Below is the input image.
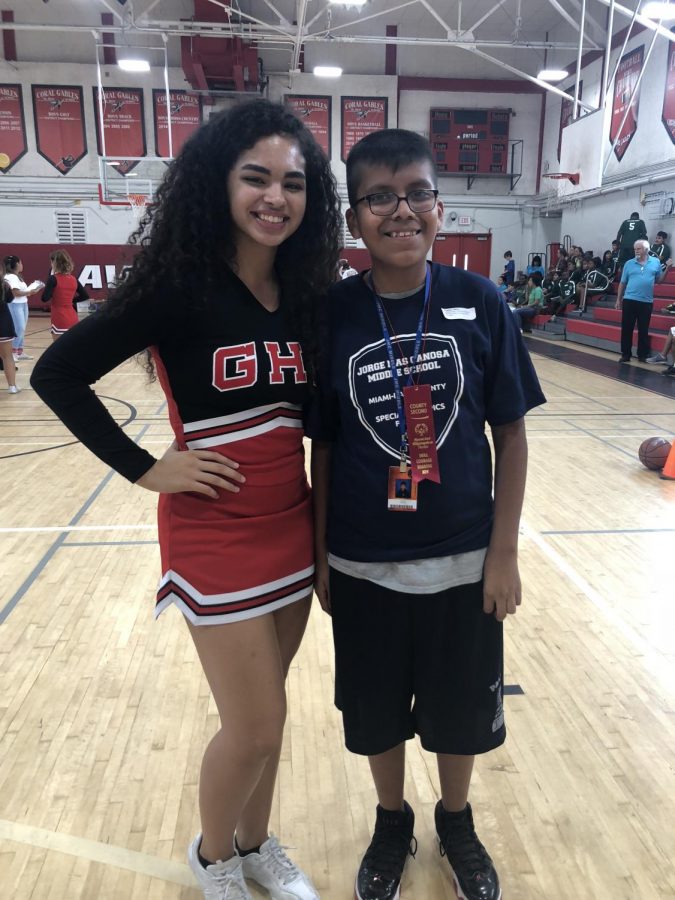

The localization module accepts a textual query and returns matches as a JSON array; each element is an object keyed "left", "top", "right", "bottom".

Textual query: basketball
[
  {"left": 638, "top": 437, "right": 672, "bottom": 470},
  {"left": 0, "top": 151, "right": 10, "bottom": 169}
]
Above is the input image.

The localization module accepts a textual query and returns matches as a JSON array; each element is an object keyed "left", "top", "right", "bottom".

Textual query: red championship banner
[
  {"left": 153, "top": 89, "right": 202, "bottom": 158},
  {"left": 341, "top": 97, "right": 388, "bottom": 162},
  {"left": 285, "top": 95, "right": 331, "bottom": 157},
  {"left": 93, "top": 87, "right": 146, "bottom": 174},
  {"left": 32, "top": 85, "right": 87, "bottom": 174},
  {"left": 662, "top": 33, "right": 675, "bottom": 145},
  {"left": 610, "top": 45, "right": 644, "bottom": 161},
  {"left": 557, "top": 82, "right": 581, "bottom": 163},
  {"left": 0, "top": 84, "right": 28, "bottom": 174}
]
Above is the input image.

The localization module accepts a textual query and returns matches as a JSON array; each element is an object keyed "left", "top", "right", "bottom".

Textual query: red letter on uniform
[
  {"left": 213, "top": 343, "right": 258, "bottom": 391},
  {"left": 265, "top": 341, "right": 307, "bottom": 384}
]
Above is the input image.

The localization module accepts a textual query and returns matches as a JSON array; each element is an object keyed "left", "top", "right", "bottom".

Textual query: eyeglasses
[{"left": 353, "top": 189, "right": 439, "bottom": 216}]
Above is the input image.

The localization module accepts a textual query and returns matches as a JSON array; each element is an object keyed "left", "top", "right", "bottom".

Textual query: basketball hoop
[
  {"left": 542, "top": 172, "right": 580, "bottom": 185},
  {"left": 128, "top": 192, "right": 148, "bottom": 225},
  {"left": 542, "top": 172, "right": 580, "bottom": 210}
]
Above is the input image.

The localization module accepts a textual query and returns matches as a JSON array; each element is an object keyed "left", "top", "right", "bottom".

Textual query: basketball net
[
  {"left": 542, "top": 173, "right": 579, "bottom": 213},
  {"left": 128, "top": 193, "right": 148, "bottom": 226}
]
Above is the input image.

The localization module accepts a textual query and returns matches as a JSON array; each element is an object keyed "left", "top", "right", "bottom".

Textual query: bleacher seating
[{"left": 528, "top": 268, "right": 675, "bottom": 356}]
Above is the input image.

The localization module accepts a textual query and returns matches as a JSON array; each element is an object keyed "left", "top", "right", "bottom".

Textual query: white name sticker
[{"left": 442, "top": 307, "right": 476, "bottom": 320}]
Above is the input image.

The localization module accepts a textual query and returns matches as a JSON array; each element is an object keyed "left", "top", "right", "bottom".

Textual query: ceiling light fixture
[
  {"left": 313, "top": 65, "right": 343, "bottom": 77},
  {"left": 118, "top": 58, "right": 150, "bottom": 73},
  {"left": 537, "top": 69, "right": 569, "bottom": 82},
  {"left": 642, "top": 1, "right": 675, "bottom": 18}
]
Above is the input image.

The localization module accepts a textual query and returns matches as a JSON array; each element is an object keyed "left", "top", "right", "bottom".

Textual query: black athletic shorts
[{"left": 329, "top": 568, "right": 506, "bottom": 757}]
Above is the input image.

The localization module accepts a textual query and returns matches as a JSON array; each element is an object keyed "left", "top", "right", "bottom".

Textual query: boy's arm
[
  {"left": 311, "top": 440, "right": 332, "bottom": 614},
  {"left": 484, "top": 417, "right": 527, "bottom": 621}
]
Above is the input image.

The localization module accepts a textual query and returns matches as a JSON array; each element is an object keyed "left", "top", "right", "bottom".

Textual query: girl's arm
[
  {"left": 41, "top": 275, "right": 57, "bottom": 303},
  {"left": 310, "top": 440, "right": 332, "bottom": 614},
  {"left": 30, "top": 306, "right": 243, "bottom": 496},
  {"left": 483, "top": 417, "right": 527, "bottom": 621}
]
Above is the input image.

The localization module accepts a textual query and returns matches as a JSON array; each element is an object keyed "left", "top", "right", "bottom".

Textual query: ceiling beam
[
  {"left": 543, "top": 0, "right": 600, "bottom": 49},
  {"left": 291, "top": 0, "right": 310, "bottom": 73},
  {"left": 594, "top": 0, "right": 675, "bottom": 42}
]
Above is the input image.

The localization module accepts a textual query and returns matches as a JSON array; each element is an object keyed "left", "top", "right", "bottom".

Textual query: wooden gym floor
[{"left": 1, "top": 318, "right": 674, "bottom": 900}]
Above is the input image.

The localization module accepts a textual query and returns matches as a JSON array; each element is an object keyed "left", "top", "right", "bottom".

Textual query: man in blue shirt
[{"left": 616, "top": 239, "right": 672, "bottom": 362}]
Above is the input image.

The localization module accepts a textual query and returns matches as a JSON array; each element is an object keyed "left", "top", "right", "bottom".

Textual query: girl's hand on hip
[{"left": 137, "top": 444, "right": 245, "bottom": 498}]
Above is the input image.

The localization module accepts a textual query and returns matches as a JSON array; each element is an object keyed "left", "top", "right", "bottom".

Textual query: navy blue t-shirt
[{"left": 307, "top": 263, "right": 546, "bottom": 562}]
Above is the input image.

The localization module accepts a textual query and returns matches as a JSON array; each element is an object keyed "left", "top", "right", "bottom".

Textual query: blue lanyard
[{"left": 372, "top": 265, "right": 432, "bottom": 457}]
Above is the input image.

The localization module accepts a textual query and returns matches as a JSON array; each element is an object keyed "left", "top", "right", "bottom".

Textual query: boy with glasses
[{"left": 309, "top": 129, "right": 545, "bottom": 900}]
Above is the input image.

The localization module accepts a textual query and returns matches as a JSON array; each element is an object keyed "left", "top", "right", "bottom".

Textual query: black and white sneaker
[
  {"left": 355, "top": 801, "right": 417, "bottom": 900},
  {"left": 435, "top": 801, "right": 501, "bottom": 900}
]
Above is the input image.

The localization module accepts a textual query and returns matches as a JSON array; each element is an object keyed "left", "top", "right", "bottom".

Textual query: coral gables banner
[
  {"left": 32, "top": 85, "right": 87, "bottom": 174},
  {"left": 93, "top": 87, "right": 146, "bottom": 174},
  {"left": 663, "top": 36, "right": 675, "bottom": 145},
  {"left": 0, "top": 84, "right": 27, "bottom": 173},
  {"left": 284, "top": 95, "right": 332, "bottom": 158},
  {"left": 610, "top": 46, "right": 644, "bottom": 161},
  {"left": 341, "top": 97, "right": 387, "bottom": 162},
  {"left": 153, "top": 90, "right": 202, "bottom": 158}
]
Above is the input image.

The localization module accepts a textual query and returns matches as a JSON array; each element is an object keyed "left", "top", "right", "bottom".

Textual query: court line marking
[
  {"left": 542, "top": 528, "right": 675, "bottom": 534},
  {"left": 63, "top": 540, "right": 157, "bottom": 547},
  {"left": 0, "top": 426, "right": 150, "bottom": 624},
  {"left": 0, "top": 818, "right": 194, "bottom": 888},
  {"left": 520, "top": 521, "right": 674, "bottom": 693},
  {"left": 0, "top": 524, "right": 155, "bottom": 534}
]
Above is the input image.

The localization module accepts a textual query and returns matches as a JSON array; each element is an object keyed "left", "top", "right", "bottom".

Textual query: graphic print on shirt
[
  {"left": 212, "top": 340, "right": 307, "bottom": 392},
  {"left": 348, "top": 331, "right": 464, "bottom": 460}
]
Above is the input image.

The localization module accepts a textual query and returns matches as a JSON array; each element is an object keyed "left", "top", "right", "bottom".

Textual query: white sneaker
[
  {"left": 8, "top": 385, "right": 20, "bottom": 394},
  {"left": 646, "top": 353, "right": 667, "bottom": 364},
  {"left": 239, "top": 834, "right": 319, "bottom": 899},
  {"left": 188, "top": 834, "right": 252, "bottom": 899},
  {"left": 16, "top": 352, "right": 33, "bottom": 360}
]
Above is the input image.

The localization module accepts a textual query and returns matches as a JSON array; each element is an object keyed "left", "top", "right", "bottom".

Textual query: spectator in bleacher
[
  {"left": 650, "top": 231, "right": 671, "bottom": 269},
  {"left": 616, "top": 211, "right": 648, "bottom": 268},
  {"left": 555, "top": 248, "right": 569, "bottom": 273},
  {"left": 578, "top": 256, "right": 610, "bottom": 314},
  {"left": 646, "top": 325, "right": 675, "bottom": 370},
  {"left": 568, "top": 259, "right": 584, "bottom": 288},
  {"left": 513, "top": 272, "right": 543, "bottom": 333},
  {"left": 526, "top": 255, "right": 545, "bottom": 278},
  {"left": 616, "top": 239, "right": 672, "bottom": 362},
  {"left": 502, "top": 250, "right": 515, "bottom": 285},
  {"left": 549, "top": 272, "right": 577, "bottom": 321},
  {"left": 611, "top": 240, "right": 620, "bottom": 270},
  {"left": 496, "top": 274, "right": 514, "bottom": 304},
  {"left": 601, "top": 250, "right": 617, "bottom": 279}
]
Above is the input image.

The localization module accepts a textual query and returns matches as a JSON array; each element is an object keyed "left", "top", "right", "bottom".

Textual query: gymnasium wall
[{"left": 536, "top": 26, "right": 675, "bottom": 260}]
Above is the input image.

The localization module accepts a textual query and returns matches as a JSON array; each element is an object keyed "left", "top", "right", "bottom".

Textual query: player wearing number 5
[
  {"left": 616, "top": 211, "right": 648, "bottom": 269},
  {"left": 309, "top": 129, "right": 545, "bottom": 900}
]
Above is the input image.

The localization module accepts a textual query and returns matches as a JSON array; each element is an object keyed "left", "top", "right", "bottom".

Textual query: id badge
[{"left": 387, "top": 467, "right": 418, "bottom": 511}]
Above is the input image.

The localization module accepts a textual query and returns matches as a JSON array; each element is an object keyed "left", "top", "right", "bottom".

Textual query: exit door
[{"left": 432, "top": 233, "right": 492, "bottom": 278}]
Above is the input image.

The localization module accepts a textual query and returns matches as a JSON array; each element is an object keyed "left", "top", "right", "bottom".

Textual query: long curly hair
[{"left": 104, "top": 99, "right": 342, "bottom": 381}]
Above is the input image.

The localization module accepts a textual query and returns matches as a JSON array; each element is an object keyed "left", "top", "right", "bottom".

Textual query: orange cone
[{"left": 661, "top": 439, "right": 675, "bottom": 480}]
